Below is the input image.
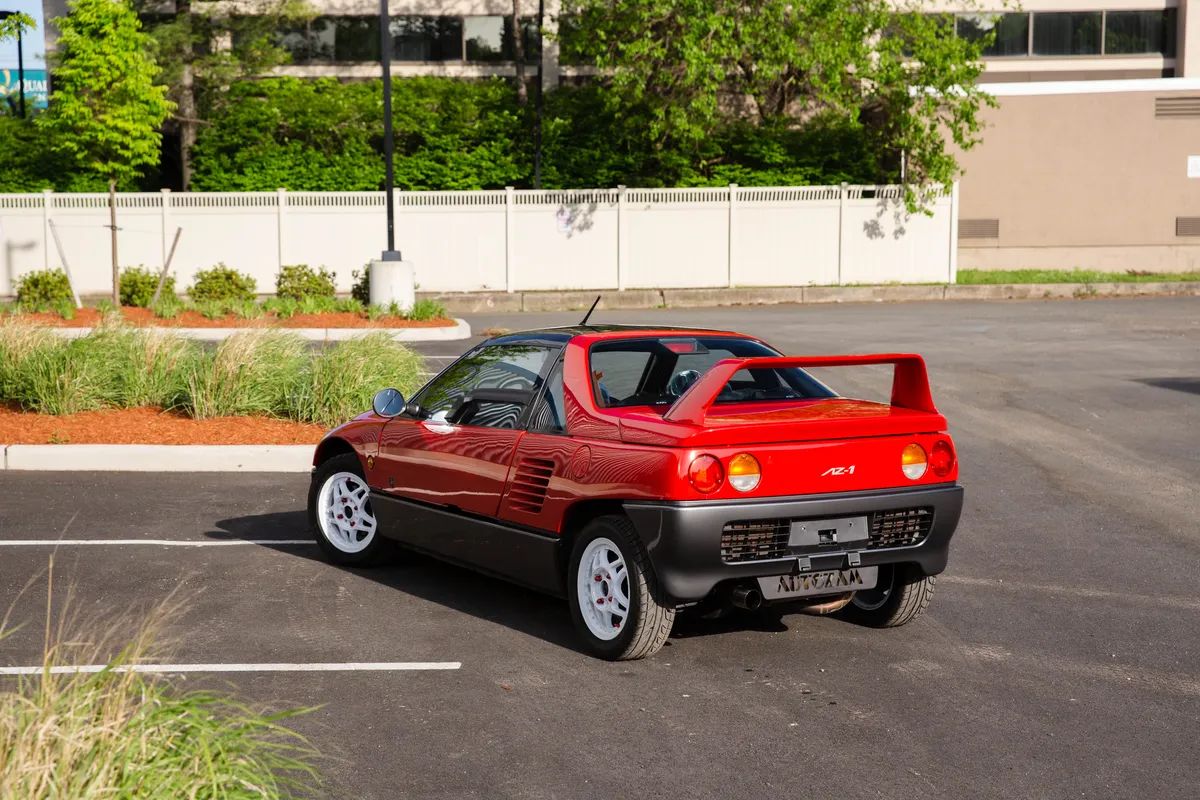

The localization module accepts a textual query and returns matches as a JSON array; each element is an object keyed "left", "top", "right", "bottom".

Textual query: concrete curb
[
  {"left": 421, "top": 283, "right": 1200, "bottom": 313},
  {"left": 0, "top": 444, "right": 314, "bottom": 472},
  {"left": 44, "top": 319, "right": 472, "bottom": 342}
]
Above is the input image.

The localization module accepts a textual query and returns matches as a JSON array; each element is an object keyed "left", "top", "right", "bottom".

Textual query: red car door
[{"left": 376, "top": 343, "right": 557, "bottom": 518}]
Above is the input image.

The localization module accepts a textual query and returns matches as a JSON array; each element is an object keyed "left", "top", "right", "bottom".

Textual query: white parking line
[
  {"left": 0, "top": 539, "right": 313, "bottom": 547},
  {"left": 0, "top": 662, "right": 461, "bottom": 676}
]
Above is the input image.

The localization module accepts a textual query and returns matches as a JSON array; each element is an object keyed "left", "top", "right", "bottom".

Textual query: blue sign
[{"left": 0, "top": 0, "right": 48, "bottom": 110}]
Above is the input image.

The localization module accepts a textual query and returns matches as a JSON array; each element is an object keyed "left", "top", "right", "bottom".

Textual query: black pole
[
  {"left": 15, "top": 23, "right": 24, "bottom": 119},
  {"left": 532, "top": 0, "right": 544, "bottom": 188},
  {"left": 378, "top": 0, "right": 399, "bottom": 260}
]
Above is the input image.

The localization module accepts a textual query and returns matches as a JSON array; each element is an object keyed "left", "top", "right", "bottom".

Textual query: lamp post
[
  {"left": 377, "top": 0, "right": 400, "bottom": 261},
  {"left": 0, "top": 10, "right": 27, "bottom": 119}
]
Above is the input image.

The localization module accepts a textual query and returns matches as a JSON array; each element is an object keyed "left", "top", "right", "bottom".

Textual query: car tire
[
  {"left": 309, "top": 453, "right": 389, "bottom": 567},
  {"left": 837, "top": 564, "right": 935, "bottom": 628},
  {"left": 567, "top": 515, "right": 675, "bottom": 660}
]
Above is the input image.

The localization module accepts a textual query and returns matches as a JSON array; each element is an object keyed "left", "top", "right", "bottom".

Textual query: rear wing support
[{"left": 663, "top": 354, "right": 939, "bottom": 425}]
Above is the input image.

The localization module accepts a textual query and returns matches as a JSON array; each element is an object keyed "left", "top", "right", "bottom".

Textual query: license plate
[{"left": 758, "top": 567, "right": 878, "bottom": 601}]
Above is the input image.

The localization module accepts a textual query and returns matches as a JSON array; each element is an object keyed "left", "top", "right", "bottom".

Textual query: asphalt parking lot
[{"left": 2, "top": 296, "right": 1198, "bottom": 798}]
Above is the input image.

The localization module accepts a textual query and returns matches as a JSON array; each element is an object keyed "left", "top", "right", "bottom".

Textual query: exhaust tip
[{"left": 730, "top": 585, "right": 763, "bottom": 611}]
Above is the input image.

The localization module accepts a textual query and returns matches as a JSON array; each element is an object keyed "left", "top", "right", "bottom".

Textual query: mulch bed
[
  {"left": 9, "top": 307, "right": 454, "bottom": 329},
  {"left": 0, "top": 406, "right": 325, "bottom": 445}
]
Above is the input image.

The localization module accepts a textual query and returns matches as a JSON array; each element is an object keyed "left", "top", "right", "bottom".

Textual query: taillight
[
  {"left": 901, "top": 443, "right": 928, "bottom": 480},
  {"left": 930, "top": 440, "right": 955, "bottom": 477},
  {"left": 688, "top": 454, "right": 724, "bottom": 494},
  {"left": 727, "top": 453, "right": 761, "bottom": 492}
]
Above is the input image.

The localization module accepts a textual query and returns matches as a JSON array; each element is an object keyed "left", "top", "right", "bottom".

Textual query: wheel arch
[{"left": 312, "top": 436, "right": 358, "bottom": 469}]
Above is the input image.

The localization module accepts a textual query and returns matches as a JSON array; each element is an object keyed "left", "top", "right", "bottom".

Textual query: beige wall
[{"left": 956, "top": 83, "right": 1200, "bottom": 271}]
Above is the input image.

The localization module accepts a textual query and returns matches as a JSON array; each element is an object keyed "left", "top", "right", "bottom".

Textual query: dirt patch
[
  {"left": 10, "top": 307, "right": 454, "bottom": 329},
  {"left": 0, "top": 406, "right": 325, "bottom": 445}
]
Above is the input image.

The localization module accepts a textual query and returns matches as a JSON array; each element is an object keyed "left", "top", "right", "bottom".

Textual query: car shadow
[
  {"left": 205, "top": 510, "right": 803, "bottom": 656},
  {"left": 1135, "top": 377, "right": 1200, "bottom": 396}
]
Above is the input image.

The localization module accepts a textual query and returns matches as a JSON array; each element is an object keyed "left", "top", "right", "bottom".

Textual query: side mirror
[
  {"left": 371, "top": 387, "right": 406, "bottom": 418},
  {"left": 403, "top": 400, "right": 428, "bottom": 419}
]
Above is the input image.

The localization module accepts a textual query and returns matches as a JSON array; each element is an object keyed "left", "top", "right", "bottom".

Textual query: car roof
[{"left": 485, "top": 324, "right": 748, "bottom": 346}]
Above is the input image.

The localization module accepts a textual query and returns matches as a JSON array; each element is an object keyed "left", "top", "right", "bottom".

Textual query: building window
[
  {"left": 465, "top": 16, "right": 507, "bottom": 61},
  {"left": 334, "top": 17, "right": 380, "bottom": 62},
  {"left": 956, "top": 13, "right": 1030, "bottom": 57},
  {"left": 390, "top": 16, "right": 463, "bottom": 61},
  {"left": 1032, "top": 12, "right": 1103, "bottom": 56},
  {"left": 1105, "top": 9, "right": 1177, "bottom": 56}
]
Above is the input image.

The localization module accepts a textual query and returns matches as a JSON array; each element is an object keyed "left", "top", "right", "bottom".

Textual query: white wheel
[
  {"left": 576, "top": 536, "right": 631, "bottom": 641},
  {"left": 316, "top": 471, "right": 378, "bottom": 554}
]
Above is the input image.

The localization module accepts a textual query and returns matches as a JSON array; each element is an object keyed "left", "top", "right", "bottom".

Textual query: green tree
[
  {"left": 40, "top": 0, "right": 173, "bottom": 301},
  {"left": 561, "top": 0, "right": 994, "bottom": 209},
  {"left": 0, "top": 10, "right": 34, "bottom": 41},
  {"left": 133, "top": 0, "right": 312, "bottom": 188},
  {"left": 41, "top": 0, "right": 172, "bottom": 185}
]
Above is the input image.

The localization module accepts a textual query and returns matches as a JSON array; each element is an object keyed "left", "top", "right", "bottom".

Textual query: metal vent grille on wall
[
  {"left": 958, "top": 218, "right": 1000, "bottom": 239},
  {"left": 1155, "top": 97, "right": 1200, "bottom": 118},
  {"left": 1176, "top": 217, "right": 1200, "bottom": 237}
]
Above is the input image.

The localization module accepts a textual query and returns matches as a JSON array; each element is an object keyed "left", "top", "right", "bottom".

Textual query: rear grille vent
[
  {"left": 868, "top": 507, "right": 934, "bottom": 549},
  {"left": 507, "top": 457, "right": 555, "bottom": 513},
  {"left": 1176, "top": 217, "right": 1200, "bottom": 237},
  {"left": 958, "top": 218, "right": 1000, "bottom": 239},
  {"left": 1155, "top": 96, "right": 1200, "bottom": 118},
  {"left": 721, "top": 520, "right": 789, "bottom": 563}
]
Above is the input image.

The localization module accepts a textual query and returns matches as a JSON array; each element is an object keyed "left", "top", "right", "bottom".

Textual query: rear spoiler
[{"left": 663, "top": 354, "right": 939, "bottom": 425}]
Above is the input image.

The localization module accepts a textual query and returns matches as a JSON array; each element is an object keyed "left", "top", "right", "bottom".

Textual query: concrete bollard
[{"left": 369, "top": 258, "right": 415, "bottom": 313}]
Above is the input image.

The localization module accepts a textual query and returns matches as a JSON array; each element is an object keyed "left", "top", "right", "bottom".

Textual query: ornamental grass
[
  {"left": 0, "top": 321, "right": 425, "bottom": 427},
  {"left": 0, "top": 577, "right": 320, "bottom": 799}
]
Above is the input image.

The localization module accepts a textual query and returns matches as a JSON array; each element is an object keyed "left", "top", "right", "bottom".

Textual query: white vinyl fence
[{"left": 0, "top": 185, "right": 958, "bottom": 297}]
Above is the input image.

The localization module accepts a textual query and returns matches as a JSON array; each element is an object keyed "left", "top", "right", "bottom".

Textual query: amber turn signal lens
[
  {"left": 688, "top": 454, "right": 724, "bottom": 494},
  {"left": 727, "top": 453, "right": 761, "bottom": 492},
  {"left": 901, "top": 443, "right": 928, "bottom": 480},
  {"left": 930, "top": 440, "right": 955, "bottom": 477}
]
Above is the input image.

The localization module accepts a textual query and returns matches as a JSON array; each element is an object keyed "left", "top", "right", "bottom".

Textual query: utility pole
[
  {"left": 109, "top": 179, "right": 119, "bottom": 305},
  {"left": 378, "top": 0, "right": 400, "bottom": 261}
]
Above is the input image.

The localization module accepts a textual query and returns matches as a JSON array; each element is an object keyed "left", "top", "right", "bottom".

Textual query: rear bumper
[{"left": 623, "top": 484, "right": 964, "bottom": 604}]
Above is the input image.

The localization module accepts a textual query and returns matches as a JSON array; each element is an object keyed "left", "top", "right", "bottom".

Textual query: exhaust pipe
[{"left": 730, "top": 585, "right": 763, "bottom": 611}]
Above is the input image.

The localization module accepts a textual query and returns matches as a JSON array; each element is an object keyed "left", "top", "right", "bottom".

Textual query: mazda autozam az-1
[{"left": 308, "top": 325, "right": 964, "bottom": 660}]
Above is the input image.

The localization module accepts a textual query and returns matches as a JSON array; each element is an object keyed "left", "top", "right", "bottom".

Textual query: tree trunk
[
  {"left": 178, "top": 0, "right": 197, "bottom": 189},
  {"left": 109, "top": 179, "right": 119, "bottom": 306},
  {"left": 513, "top": 0, "right": 528, "bottom": 106}
]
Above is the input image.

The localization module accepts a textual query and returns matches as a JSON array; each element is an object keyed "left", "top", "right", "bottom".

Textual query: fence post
[
  {"left": 616, "top": 185, "right": 627, "bottom": 291},
  {"left": 947, "top": 181, "right": 960, "bottom": 284},
  {"left": 505, "top": 186, "right": 515, "bottom": 293},
  {"left": 727, "top": 183, "right": 738, "bottom": 289},
  {"left": 160, "top": 188, "right": 171, "bottom": 270},
  {"left": 41, "top": 188, "right": 52, "bottom": 269},
  {"left": 837, "top": 182, "right": 848, "bottom": 286},
  {"left": 276, "top": 188, "right": 287, "bottom": 272}
]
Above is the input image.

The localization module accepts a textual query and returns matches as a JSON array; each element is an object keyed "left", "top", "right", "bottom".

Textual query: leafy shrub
[
  {"left": 188, "top": 264, "right": 257, "bottom": 303},
  {"left": 151, "top": 296, "right": 184, "bottom": 319},
  {"left": 350, "top": 264, "right": 370, "bottom": 305},
  {"left": 406, "top": 298, "right": 447, "bottom": 321},
  {"left": 120, "top": 266, "right": 176, "bottom": 308},
  {"left": 276, "top": 264, "right": 336, "bottom": 300},
  {"left": 15, "top": 269, "right": 74, "bottom": 311},
  {"left": 263, "top": 297, "right": 299, "bottom": 320}
]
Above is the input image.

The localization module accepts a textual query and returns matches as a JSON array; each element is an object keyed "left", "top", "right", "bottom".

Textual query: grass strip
[{"left": 956, "top": 269, "right": 1200, "bottom": 285}]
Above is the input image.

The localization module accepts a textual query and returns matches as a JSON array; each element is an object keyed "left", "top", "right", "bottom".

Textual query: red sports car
[{"left": 308, "top": 325, "right": 963, "bottom": 660}]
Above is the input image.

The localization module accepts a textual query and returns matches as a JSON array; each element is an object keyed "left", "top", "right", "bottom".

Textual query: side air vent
[
  {"left": 958, "top": 218, "right": 1000, "bottom": 239},
  {"left": 1176, "top": 217, "right": 1200, "bottom": 237},
  {"left": 1155, "top": 97, "right": 1200, "bottom": 118},
  {"left": 507, "top": 457, "right": 555, "bottom": 513}
]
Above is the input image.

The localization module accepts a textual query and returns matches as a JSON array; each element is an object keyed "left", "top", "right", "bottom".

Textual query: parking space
[{"left": 2, "top": 297, "right": 1198, "bottom": 798}]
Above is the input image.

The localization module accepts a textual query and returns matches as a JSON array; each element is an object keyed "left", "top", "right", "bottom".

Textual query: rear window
[{"left": 588, "top": 337, "right": 835, "bottom": 409}]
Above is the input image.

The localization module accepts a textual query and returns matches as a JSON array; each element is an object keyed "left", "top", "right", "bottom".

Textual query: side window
[
  {"left": 529, "top": 359, "right": 566, "bottom": 434},
  {"left": 416, "top": 344, "right": 553, "bottom": 428}
]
